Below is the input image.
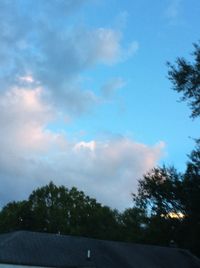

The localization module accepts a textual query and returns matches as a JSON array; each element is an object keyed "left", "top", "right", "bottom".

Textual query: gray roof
[{"left": 0, "top": 231, "right": 199, "bottom": 268}]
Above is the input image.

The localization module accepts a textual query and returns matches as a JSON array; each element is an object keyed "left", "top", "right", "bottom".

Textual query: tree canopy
[
  {"left": 132, "top": 142, "right": 200, "bottom": 256},
  {"left": 0, "top": 182, "right": 121, "bottom": 240},
  {"left": 130, "top": 42, "right": 200, "bottom": 255},
  {"left": 168, "top": 42, "right": 200, "bottom": 118}
]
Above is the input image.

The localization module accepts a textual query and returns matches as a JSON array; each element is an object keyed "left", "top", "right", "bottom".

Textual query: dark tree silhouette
[{"left": 168, "top": 42, "right": 200, "bottom": 118}]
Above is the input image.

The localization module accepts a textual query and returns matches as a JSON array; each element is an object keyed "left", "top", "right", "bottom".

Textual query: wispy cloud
[
  {"left": 101, "top": 77, "right": 126, "bottom": 98},
  {"left": 165, "top": 0, "right": 182, "bottom": 23}
]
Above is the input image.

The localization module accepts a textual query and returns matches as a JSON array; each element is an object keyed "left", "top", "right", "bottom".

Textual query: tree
[
  {"left": 132, "top": 166, "right": 185, "bottom": 247},
  {"left": 168, "top": 42, "right": 200, "bottom": 118},
  {"left": 133, "top": 166, "right": 184, "bottom": 217},
  {"left": 167, "top": 41, "right": 200, "bottom": 255},
  {"left": 183, "top": 140, "right": 200, "bottom": 218},
  {"left": 180, "top": 140, "right": 200, "bottom": 256},
  {"left": 0, "top": 182, "right": 121, "bottom": 241},
  {"left": 0, "top": 200, "right": 33, "bottom": 232},
  {"left": 133, "top": 153, "right": 200, "bottom": 256},
  {"left": 120, "top": 207, "right": 147, "bottom": 243}
]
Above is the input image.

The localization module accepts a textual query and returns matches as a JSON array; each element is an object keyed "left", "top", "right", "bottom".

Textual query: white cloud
[
  {"left": 114, "top": 11, "right": 129, "bottom": 29},
  {"left": 0, "top": 0, "right": 138, "bottom": 115},
  {"left": 122, "top": 41, "right": 139, "bottom": 60},
  {"left": 0, "top": 86, "right": 164, "bottom": 210},
  {"left": 0, "top": 1, "right": 152, "bottom": 211},
  {"left": 101, "top": 77, "right": 126, "bottom": 98},
  {"left": 69, "top": 139, "right": 164, "bottom": 209},
  {"left": 165, "top": 0, "right": 182, "bottom": 21},
  {"left": 0, "top": 87, "right": 57, "bottom": 153},
  {"left": 74, "top": 141, "right": 96, "bottom": 151},
  {"left": 19, "top": 75, "right": 34, "bottom": 83}
]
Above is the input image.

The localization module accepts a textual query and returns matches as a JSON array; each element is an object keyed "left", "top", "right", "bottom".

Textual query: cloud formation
[
  {"left": 0, "top": 85, "right": 164, "bottom": 209},
  {"left": 101, "top": 77, "right": 125, "bottom": 98},
  {"left": 0, "top": 0, "right": 138, "bottom": 116},
  {"left": 0, "top": 0, "right": 163, "bottom": 210},
  {"left": 165, "top": 0, "right": 182, "bottom": 22}
]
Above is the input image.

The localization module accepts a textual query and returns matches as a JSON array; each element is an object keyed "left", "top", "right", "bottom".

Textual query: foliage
[
  {"left": 133, "top": 143, "right": 200, "bottom": 256},
  {"left": 119, "top": 207, "right": 147, "bottom": 243},
  {"left": 0, "top": 182, "right": 149, "bottom": 244},
  {"left": 133, "top": 166, "right": 184, "bottom": 216},
  {"left": 180, "top": 140, "right": 200, "bottom": 256},
  {"left": 0, "top": 201, "right": 33, "bottom": 232},
  {"left": 168, "top": 42, "right": 200, "bottom": 118},
  {"left": 0, "top": 182, "right": 122, "bottom": 240}
]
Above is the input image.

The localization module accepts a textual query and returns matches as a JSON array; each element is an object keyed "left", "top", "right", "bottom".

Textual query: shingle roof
[{"left": 0, "top": 231, "right": 199, "bottom": 268}]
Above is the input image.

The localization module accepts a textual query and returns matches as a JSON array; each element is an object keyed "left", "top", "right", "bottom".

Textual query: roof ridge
[
  {"left": 0, "top": 231, "right": 25, "bottom": 247},
  {"left": 179, "top": 249, "right": 200, "bottom": 264}
]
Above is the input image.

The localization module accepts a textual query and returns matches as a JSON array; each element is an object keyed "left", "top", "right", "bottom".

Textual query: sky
[{"left": 0, "top": 0, "right": 200, "bottom": 210}]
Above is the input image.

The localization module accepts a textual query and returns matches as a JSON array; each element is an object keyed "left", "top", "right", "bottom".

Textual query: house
[{"left": 0, "top": 231, "right": 199, "bottom": 268}]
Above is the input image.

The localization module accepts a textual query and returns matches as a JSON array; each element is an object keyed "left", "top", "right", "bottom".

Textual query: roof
[{"left": 0, "top": 231, "right": 199, "bottom": 268}]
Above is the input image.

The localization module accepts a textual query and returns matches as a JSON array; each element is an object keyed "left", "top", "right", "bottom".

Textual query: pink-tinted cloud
[{"left": 0, "top": 87, "right": 164, "bottom": 209}]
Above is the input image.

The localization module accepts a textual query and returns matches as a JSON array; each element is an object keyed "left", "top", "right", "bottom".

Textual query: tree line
[{"left": 0, "top": 42, "right": 199, "bottom": 257}]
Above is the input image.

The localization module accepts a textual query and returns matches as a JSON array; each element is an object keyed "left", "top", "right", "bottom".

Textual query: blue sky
[{"left": 0, "top": 0, "right": 199, "bottom": 210}]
